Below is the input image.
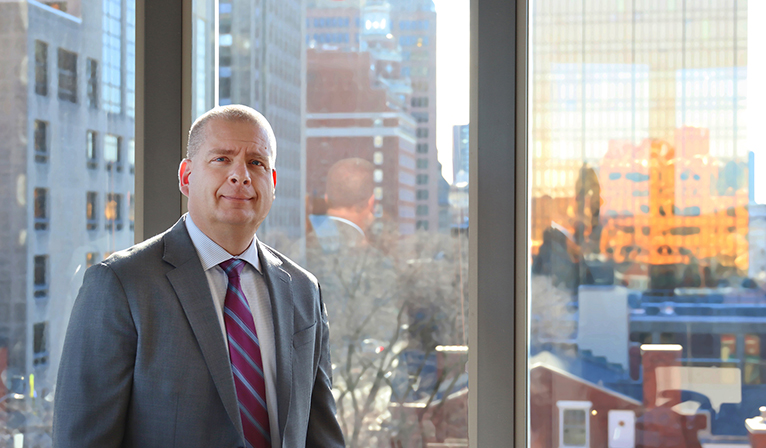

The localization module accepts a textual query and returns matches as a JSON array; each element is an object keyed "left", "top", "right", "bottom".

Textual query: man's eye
[
  {"left": 251, "top": 160, "right": 263, "bottom": 166},
  {"left": 214, "top": 157, "right": 227, "bottom": 162}
]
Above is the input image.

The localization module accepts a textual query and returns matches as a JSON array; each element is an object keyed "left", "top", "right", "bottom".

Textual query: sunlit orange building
[{"left": 599, "top": 127, "right": 749, "bottom": 270}]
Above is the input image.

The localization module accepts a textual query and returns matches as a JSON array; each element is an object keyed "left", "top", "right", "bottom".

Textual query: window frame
[
  {"left": 34, "top": 120, "right": 49, "bottom": 163},
  {"left": 57, "top": 47, "right": 78, "bottom": 103},
  {"left": 134, "top": 0, "right": 527, "bottom": 446},
  {"left": 35, "top": 40, "right": 48, "bottom": 96},
  {"left": 34, "top": 187, "right": 49, "bottom": 230}
]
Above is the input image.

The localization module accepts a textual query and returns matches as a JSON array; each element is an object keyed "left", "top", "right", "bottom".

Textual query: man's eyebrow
[{"left": 209, "top": 148, "right": 237, "bottom": 156}]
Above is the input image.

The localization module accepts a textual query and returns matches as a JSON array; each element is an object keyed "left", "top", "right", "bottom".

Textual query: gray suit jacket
[{"left": 53, "top": 217, "right": 345, "bottom": 448}]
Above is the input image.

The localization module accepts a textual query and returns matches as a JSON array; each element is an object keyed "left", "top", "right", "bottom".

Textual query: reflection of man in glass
[
  {"left": 304, "top": 158, "right": 398, "bottom": 447},
  {"left": 308, "top": 158, "right": 375, "bottom": 252}
]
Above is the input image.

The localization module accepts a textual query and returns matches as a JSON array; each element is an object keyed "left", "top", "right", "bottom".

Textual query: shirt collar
[
  {"left": 184, "top": 214, "right": 262, "bottom": 274},
  {"left": 327, "top": 216, "right": 366, "bottom": 238}
]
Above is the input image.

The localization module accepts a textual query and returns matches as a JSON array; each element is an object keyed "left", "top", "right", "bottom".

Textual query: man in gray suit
[{"left": 53, "top": 105, "right": 345, "bottom": 448}]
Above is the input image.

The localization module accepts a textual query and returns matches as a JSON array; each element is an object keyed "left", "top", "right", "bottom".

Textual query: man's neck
[{"left": 190, "top": 218, "right": 255, "bottom": 255}]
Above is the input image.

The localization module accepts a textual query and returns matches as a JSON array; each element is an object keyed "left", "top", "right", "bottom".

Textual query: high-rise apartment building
[
  {"left": 218, "top": 0, "right": 304, "bottom": 241},
  {"left": 0, "top": 0, "right": 135, "bottom": 392}
]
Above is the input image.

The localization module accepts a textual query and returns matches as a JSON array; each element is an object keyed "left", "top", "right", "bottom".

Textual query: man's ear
[
  {"left": 179, "top": 159, "right": 192, "bottom": 197},
  {"left": 272, "top": 168, "right": 277, "bottom": 196},
  {"left": 366, "top": 194, "right": 375, "bottom": 211}
]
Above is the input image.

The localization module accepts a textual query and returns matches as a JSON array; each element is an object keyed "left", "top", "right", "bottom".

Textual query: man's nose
[{"left": 229, "top": 162, "right": 251, "bottom": 185}]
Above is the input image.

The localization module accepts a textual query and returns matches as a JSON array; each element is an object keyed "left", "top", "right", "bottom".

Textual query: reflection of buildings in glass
[
  {"left": 599, "top": 129, "right": 749, "bottom": 273},
  {"left": 306, "top": 0, "right": 440, "bottom": 232},
  {"left": 218, "top": 0, "right": 303, "bottom": 240},
  {"left": 750, "top": 204, "right": 766, "bottom": 284},
  {"left": 0, "top": 0, "right": 135, "bottom": 392},
  {"left": 531, "top": 0, "right": 748, "bottom": 252}
]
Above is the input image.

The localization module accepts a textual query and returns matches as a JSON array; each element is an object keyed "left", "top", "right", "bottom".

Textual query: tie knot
[{"left": 220, "top": 258, "right": 246, "bottom": 279}]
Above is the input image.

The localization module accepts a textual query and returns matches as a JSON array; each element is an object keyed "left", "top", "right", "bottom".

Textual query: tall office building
[
  {"left": 218, "top": 0, "right": 304, "bottom": 241},
  {"left": 389, "top": 0, "right": 437, "bottom": 231},
  {"left": 0, "top": 0, "right": 135, "bottom": 392}
]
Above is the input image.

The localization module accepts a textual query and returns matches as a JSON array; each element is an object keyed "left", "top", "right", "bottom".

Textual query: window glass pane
[
  {"left": 35, "top": 40, "right": 48, "bottom": 96},
  {"left": 191, "top": 0, "right": 470, "bottom": 444},
  {"left": 57, "top": 48, "right": 77, "bottom": 103},
  {"left": 529, "top": 1, "right": 762, "bottom": 447},
  {"left": 0, "top": 0, "right": 135, "bottom": 436},
  {"left": 104, "top": 134, "right": 120, "bottom": 163}
]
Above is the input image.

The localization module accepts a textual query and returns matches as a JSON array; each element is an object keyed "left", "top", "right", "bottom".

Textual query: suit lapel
[
  {"left": 257, "top": 240, "right": 294, "bottom": 444},
  {"left": 162, "top": 218, "right": 243, "bottom": 440}
]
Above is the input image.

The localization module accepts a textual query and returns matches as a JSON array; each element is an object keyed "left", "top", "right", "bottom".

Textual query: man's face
[{"left": 179, "top": 119, "right": 277, "bottom": 240}]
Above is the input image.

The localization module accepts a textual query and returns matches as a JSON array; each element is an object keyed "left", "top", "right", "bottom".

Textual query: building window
[
  {"left": 412, "top": 80, "right": 429, "bottom": 92},
  {"left": 416, "top": 220, "right": 429, "bottom": 230},
  {"left": 86, "top": 130, "right": 98, "bottom": 168},
  {"left": 417, "top": 189, "right": 429, "bottom": 200},
  {"left": 104, "top": 134, "right": 122, "bottom": 171},
  {"left": 416, "top": 174, "right": 428, "bottom": 185},
  {"left": 412, "top": 112, "right": 429, "bottom": 123},
  {"left": 128, "top": 139, "right": 135, "bottom": 174},
  {"left": 86, "top": 58, "right": 98, "bottom": 108},
  {"left": 411, "top": 51, "right": 429, "bottom": 62},
  {"left": 416, "top": 128, "right": 429, "bottom": 138},
  {"left": 33, "top": 322, "right": 48, "bottom": 366},
  {"left": 35, "top": 40, "right": 48, "bottom": 96},
  {"left": 411, "top": 66, "right": 429, "bottom": 77},
  {"left": 416, "top": 143, "right": 428, "bottom": 154},
  {"left": 373, "top": 187, "right": 383, "bottom": 200},
  {"left": 86, "top": 192, "right": 98, "bottom": 230},
  {"left": 57, "top": 48, "right": 77, "bottom": 103},
  {"left": 373, "top": 135, "right": 383, "bottom": 148},
  {"left": 416, "top": 205, "right": 429, "bottom": 216},
  {"left": 411, "top": 97, "right": 429, "bottom": 108},
  {"left": 33, "top": 188, "right": 49, "bottom": 230},
  {"left": 86, "top": 252, "right": 99, "bottom": 268},
  {"left": 105, "top": 193, "right": 123, "bottom": 230},
  {"left": 33, "top": 255, "right": 48, "bottom": 299},
  {"left": 373, "top": 169, "right": 383, "bottom": 183},
  {"left": 129, "top": 193, "right": 135, "bottom": 230},
  {"left": 220, "top": 76, "right": 232, "bottom": 101},
  {"left": 103, "top": 0, "right": 122, "bottom": 113},
  {"left": 373, "top": 151, "right": 383, "bottom": 165},
  {"left": 557, "top": 401, "right": 592, "bottom": 448},
  {"left": 34, "top": 120, "right": 49, "bottom": 163},
  {"left": 417, "top": 158, "right": 428, "bottom": 169}
]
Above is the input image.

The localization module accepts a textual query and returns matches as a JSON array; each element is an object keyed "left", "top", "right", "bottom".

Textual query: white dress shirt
[{"left": 185, "top": 215, "right": 281, "bottom": 447}]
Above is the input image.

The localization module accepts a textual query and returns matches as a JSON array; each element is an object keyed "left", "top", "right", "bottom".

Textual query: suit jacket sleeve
[
  {"left": 306, "top": 286, "right": 346, "bottom": 448},
  {"left": 53, "top": 263, "right": 136, "bottom": 448}
]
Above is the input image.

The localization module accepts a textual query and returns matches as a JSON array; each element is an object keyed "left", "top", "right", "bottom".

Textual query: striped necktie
[{"left": 220, "top": 258, "right": 271, "bottom": 448}]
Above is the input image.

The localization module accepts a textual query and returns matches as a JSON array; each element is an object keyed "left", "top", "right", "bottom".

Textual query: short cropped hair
[
  {"left": 186, "top": 105, "right": 277, "bottom": 160},
  {"left": 325, "top": 158, "right": 375, "bottom": 209}
]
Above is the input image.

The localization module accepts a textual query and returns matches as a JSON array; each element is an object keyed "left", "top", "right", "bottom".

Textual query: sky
[{"left": 433, "top": 0, "right": 470, "bottom": 185}]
